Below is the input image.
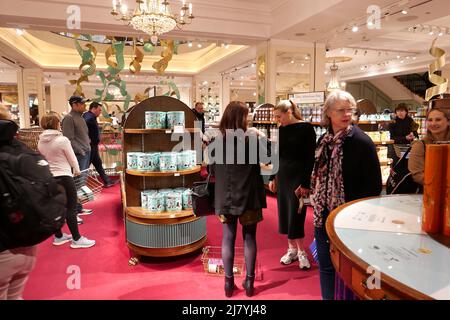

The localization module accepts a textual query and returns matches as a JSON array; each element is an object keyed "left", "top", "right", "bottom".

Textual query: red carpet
[{"left": 23, "top": 185, "right": 321, "bottom": 300}]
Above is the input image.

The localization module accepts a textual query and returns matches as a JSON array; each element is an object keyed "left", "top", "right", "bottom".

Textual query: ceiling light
[
  {"left": 397, "top": 55, "right": 401, "bottom": 59},
  {"left": 401, "top": 9, "right": 408, "bottom": 15},
  {"left": 15, "top": 29, "right": 25, "bottom": 36},
  {"left": 305, "top": 55, "right": 310, "bottom": 60},
  {"left": 202, "top": 81, "right": 208, "bottom": 85},
  {"left": 110, "top": 0, "right": 195, "bottom": 45},
  {"left": 301, "top": 63, "right": 305, "bottom": 67},
  {"left": 412, "top": 56, "right": 416, "bottom": 60},
  {"left": 341, "top": 48, "right": 345, "bottom": 54},
  {"left": 400, "top": 60, "right": 404, "bottom": 63},
  {"left": 240, "top": 82, "right": 243, "bottom": 86},
  {"left": 197, "top": 43, "right": 203, "bottom": 48},
  {"left": 367, "top": 21, "right": 373, "bottom": 27},
  {"left": 240, "top": 76, "right": 244, "bottom": 79},
  {"left": 352, "top": 26, "right": 359, "bottom": 33},
  {"left": 251, "top": 63, "right": 255, "bottom": 67},
  {"left": 253, "top": 92, "right": 256, "bottom": 96},
  {"left": 340, "top": 82, "right": 346, "bottom": 87},
  {"left": 360, "top": 66, "right": 365, "bottom": 71},
  {"left": 188, "top": 41, "right": 193, "bottom": 47},
  {"left": 290, "top": 60, "right": 295, "bottom": 64}
]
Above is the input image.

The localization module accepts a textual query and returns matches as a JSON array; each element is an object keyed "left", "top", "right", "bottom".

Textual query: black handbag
[{"left": 191, "top": 172, "right": 215, "bottom": 217}]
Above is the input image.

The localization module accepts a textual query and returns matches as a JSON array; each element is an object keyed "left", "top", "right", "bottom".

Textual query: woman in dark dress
[{"left": 269, "top": 100, "right": 316, "bottom": 270}]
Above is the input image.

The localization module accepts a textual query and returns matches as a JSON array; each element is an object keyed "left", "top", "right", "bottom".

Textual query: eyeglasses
[{"left": 333, "top": 108, "right": 357, "bottom": 116}]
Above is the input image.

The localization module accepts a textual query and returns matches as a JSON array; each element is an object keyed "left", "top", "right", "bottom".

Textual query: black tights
[
  {"left": 221, "top": 221, "right": 257, "bottom": 278},
  {"left": 55, "top": 176, "right": 81, "bottom": 241}
]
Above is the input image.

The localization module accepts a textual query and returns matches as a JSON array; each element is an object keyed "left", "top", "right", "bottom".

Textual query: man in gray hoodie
[{"left": 62, "top": 96, "right": 93, "bottom": 217}]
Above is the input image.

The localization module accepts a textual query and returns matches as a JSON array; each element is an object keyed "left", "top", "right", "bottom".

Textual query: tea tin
[
  {"left": 145, "top": 111, "right": 166, "bottom": 129},
  {"left": 182, "top": 189, "right": 193, "bottom": 210},
  {"left": 177, "top": 151, "right": 191, "bottom": 171},
  {"left": 159, "top": 152, "right": 178, "bottom": 171},
  {"left": 166, "top": 111, "right": 185, "bottom": 129},
  {"left": 165, "top": 192, "right": 183, "bottom": 212}
]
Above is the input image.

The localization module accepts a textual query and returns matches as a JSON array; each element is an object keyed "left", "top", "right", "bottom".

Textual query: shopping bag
[{"left": 191, "top": 172, "right": 215, "bottom": 217}]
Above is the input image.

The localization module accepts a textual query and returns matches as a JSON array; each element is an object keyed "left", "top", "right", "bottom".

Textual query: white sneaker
[
  {"left": 70, "top": 236, "right": 96, "bottom": 249},
  {"left": 78, "top": 209, "right": 93, "bottom": 216},
  {"left": 53, "top": 233, "right": 72, "bottom": 246},
  {"left": 298, "top": 251, "right": 311, "bottom": 270},
  {"left": 280, "top": 248, "right": 298, "bottom": 265}
]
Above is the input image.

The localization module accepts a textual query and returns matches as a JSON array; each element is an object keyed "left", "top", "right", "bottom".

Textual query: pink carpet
[{"left": 23, "top": 185, "right": 321, "bottom": 300}]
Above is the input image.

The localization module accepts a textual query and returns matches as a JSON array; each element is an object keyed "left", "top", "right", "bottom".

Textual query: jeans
[
  {"left": 315, "top": 222, "right": 335, "bottom": 300},
  {"left": 76, "top": 152, "right": 91, "bottom": 213},
  {"left": 90, "top": 144, "right": 110, "bottom": 185}
]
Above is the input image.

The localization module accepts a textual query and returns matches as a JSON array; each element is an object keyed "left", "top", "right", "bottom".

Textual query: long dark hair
[{"left": 219, "top": 101, "right": 249, "bottom": 135}]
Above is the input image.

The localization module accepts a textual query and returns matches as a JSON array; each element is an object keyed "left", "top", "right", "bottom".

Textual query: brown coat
[{"left": 408, "top": 130, "right": 450, "bottom": 185}]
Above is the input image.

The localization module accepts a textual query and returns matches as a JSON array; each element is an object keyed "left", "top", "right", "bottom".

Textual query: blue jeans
[
  {"left": 315, "top": 222, "right": 335, "bottom": 300},
  {"left": 76, "top": 152, "right": 91, "bottom": 213}
]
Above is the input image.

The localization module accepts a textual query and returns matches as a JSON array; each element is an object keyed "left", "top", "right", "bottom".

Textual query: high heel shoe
[
  {"left": 242, "top": 274, "right": 255, "bottom": 297},
  {"left": 224, "top": 275, "right": 236, "bottom": 298}
]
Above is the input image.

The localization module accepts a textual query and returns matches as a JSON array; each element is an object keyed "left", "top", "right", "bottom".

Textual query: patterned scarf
[{"left": 310, "top": 125, "right": 353, "bottom": 227}]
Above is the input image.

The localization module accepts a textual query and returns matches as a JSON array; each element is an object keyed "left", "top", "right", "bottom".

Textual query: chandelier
[
  {"left": 327, "top": 62, "right": 340, "bottom": 92},
  {"left": 111, "top": 0, "right": 194, "bottom": 45}
]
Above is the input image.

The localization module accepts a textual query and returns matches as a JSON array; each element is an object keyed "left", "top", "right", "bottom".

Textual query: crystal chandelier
[{"left": 111, "top": 0, "right": 194, "bottom": 45}]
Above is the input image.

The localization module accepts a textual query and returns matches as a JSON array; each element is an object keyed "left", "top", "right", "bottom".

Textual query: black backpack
[
  {"left": 386, "top": 142, "right": 423, "bottom": 194},
  {"left": 0, "top": 145, "right": 67, "bottom": 250}
]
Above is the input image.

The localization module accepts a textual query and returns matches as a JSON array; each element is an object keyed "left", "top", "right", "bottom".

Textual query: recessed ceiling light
[
  {"left": 251, "top": 63, "right": 255, "bottom": 67},
  {"left": 197, "top": 43, "right": 202, "bottom": 48},
  {"left": 400, "top": 60, "right": 404, "bottom": 63},
  {"left": 188, "top": 41, "right": 193, "bottom": 47},
  {"left": 401, "top": 9, "right": 408, "bottom": 15},
  {"left": 301, "top": 63, "right": 305, "bottom": 67},
  {"left": 290, "top": 60, "right": 295, "bottom": 64},
  {"left": 240, "top": 82, "right": 243, "bottom": 86},
  {"left": 352, "top": 26, "right": 359, "bottom": 33}
]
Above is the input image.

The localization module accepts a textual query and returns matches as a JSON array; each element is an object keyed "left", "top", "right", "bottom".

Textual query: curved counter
[{"left": 326, "top": 194, "right": 450, "bottom": 300}]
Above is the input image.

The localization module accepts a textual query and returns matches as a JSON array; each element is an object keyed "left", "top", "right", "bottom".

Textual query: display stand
[
  {"left": 326, "top": 195, "right": 450, "bottom": 300},
  {"left": 122, "top": 96, "right": 207, "bottom": 265},
  {"left": 252, "top": 103, "right": 277, "bottom": 139}
]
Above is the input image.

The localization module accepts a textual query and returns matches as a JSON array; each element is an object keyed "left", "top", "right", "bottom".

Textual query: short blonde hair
[
  {"left": 0, "top": 105, "right": 11, "bottom": 120},
  {"left": 274, "top": 100, "right": 302, "bottom": 120},
  {"left": 321, "top": 90, "right": 357, "bottom": 127},
  {"left": 40, "top": 112, "right": 61, "bottom": 130}
]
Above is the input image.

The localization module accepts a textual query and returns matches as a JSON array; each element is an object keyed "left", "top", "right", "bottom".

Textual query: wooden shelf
[
  {"left": 127, "top": 207, "right": 194, "bottom": 219},
  {"left": 374, "top": 140, "right": 394, "bottom": 145},
  {"left": 253, "top": 120, "right": 277, "bottom": 124},
  {"left": 124, "top": 128, "right": 201, "bottom": 134},
  {"left": 126, "top": 165, "right": 201, "bottom": 177}
]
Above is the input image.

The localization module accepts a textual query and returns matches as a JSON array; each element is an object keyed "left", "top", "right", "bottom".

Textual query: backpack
[
  {"left": 0, "top": 146, "right": 67, "bottom": 250},
  {"left": 386, "top": 142, "right": 424, "bottom": 195}
]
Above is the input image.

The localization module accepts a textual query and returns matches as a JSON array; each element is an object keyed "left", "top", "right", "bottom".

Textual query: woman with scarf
[{"left": 310, "top": 90, "right": 382, "bottom": 300}]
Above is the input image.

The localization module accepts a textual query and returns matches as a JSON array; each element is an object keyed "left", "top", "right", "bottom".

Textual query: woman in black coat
[
  {"left": 389, "top": 103, "right": 419, "bottom": 144},
  {"left": 210, "top": 101, "right": 270, "bottom": 298},
  {"left": 269, "top": 100, "right": 316, "bottom": 270},
  {"left": 310, "top": 90, "right": 382, "bottom": 300}
]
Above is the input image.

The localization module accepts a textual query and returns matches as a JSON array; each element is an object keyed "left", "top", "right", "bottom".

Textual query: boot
[
  {"left": 224, "top": 275, "right": 235, "bottom": 298},
  {"left": 242, "top": 274, "right": 255, "bottom": 297}
]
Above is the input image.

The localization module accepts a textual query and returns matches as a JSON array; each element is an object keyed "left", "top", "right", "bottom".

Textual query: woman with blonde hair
[
  {"left": 310, "top": 90, "right": 382, "bottom": 299},
  {"left": 38, "top": 112, "right": 95, "bottom": 249},
  {"left": 269, "top": 100, "right": 316, "bottom": 269},
  {"left": 409, "top": 108, "right": 450, "bottom": 185}
]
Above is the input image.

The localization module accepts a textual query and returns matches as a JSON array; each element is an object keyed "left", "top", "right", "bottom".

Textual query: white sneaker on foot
[
  {"left": 78, "top": 209, "right": 93, "bottom": 216},
  {"left": 53, "top": 233, "right": 72, "bottom": 246},
  {"left": 70, "top": 236, "right": 96, "bottom": 249},
  {"left": 280, "top": 248, "right": 298, "bottom": 265},
  {"left": 298, "top": 251, "right": 311, "bottom": 270}
]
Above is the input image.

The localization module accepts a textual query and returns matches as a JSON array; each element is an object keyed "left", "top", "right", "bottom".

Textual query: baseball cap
[{"left": 68, "top": 95, "right": 89, "bottom": 105}]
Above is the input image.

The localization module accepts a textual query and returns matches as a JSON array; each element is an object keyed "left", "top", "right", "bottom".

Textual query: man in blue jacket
[{"left": 83, "top": 102, "right": 118, "bottom": 188}]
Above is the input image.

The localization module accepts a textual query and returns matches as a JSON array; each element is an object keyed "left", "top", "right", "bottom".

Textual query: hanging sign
[{"left": 290, "top": 91, "right": 325, "bottom": 104}]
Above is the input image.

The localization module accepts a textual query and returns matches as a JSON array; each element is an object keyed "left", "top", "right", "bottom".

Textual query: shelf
[
  {"left": 373, "top": 140, "right": 394, "bottom": 145},
  {"left": 358, "top": 120, "right": 393, "bottom": 124},
  {"left": 124, "top": 128, "right": 201, "bottom": 134},
  {"left": 253, "top": 121, "right": 277, "bottom": 124},
  {"left": 126, "top": 165, "right": 202, "bottom": 177},
  {"left": 379, "top": 159, "right": 393, "bottom": 166},
  {"left": 127, "top": 207, "right": 194, "bottom": 219}
]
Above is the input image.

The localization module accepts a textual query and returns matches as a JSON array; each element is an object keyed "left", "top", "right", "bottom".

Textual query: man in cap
[
  {"left": 83, "top": 101, "right": 119, "bottom": 188},
  {"left": 61, "top": 96, "right": 93, "bottom": 219}
]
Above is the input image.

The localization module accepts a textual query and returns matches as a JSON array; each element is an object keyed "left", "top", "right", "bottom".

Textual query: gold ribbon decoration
[
  {"left": 129, "top": 39, "right": 144, "bottom": 74},
  {"left": 69, "top": 75, "right": 89, "bottom": 97},
  {"left": 152, "top": 40, "right": 174, "bottom": 75},
  {"left": 425, "top": 38, "right": 449, "bottom": 101},
  {"left": 105, "top": 44, "right": 118, "bottom": 69},
  {"left": 134, "top": 87, "right": 154, "bottom": 104}
]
